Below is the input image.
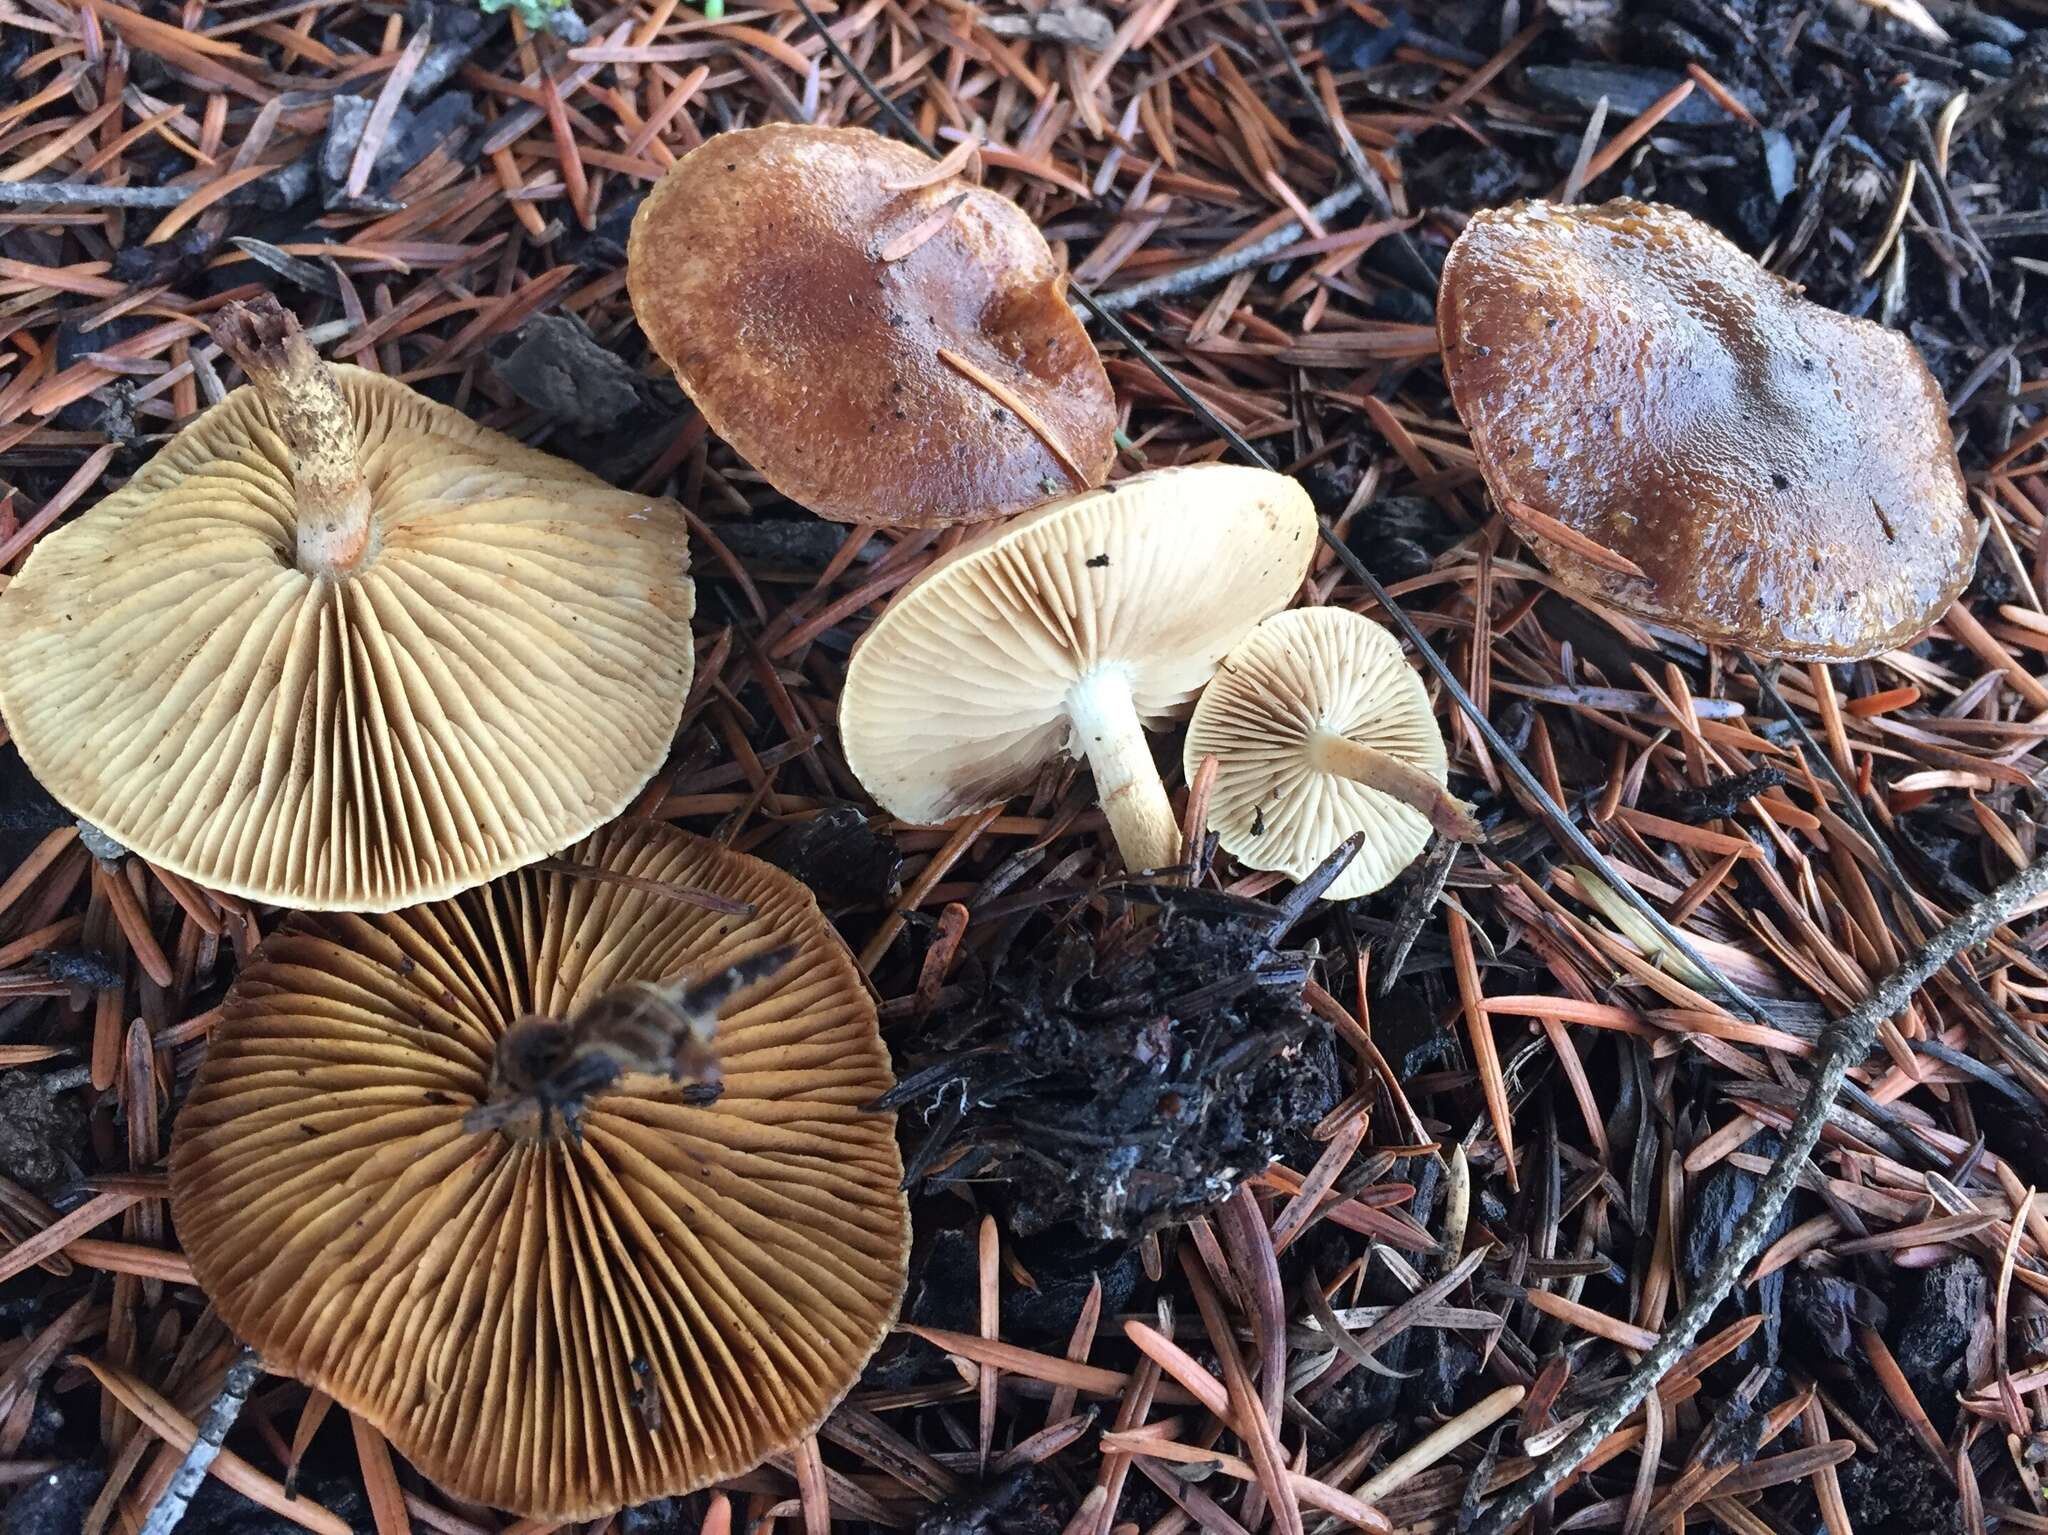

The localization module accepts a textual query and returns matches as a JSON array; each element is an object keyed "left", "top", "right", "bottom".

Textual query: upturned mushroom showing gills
[
  {"left": 1438, "top": 198, "right": 1977, "bottom": 661},
  {"left": 840, "top": 464, "right": 1316, "bottom": 875},
  {"left": 169, "top": 819, "right": 908, "bottom": 1520},
  {"left": 627, "top": 123, "right": 1116, "bottom": 527},
  {"left": 0, "top": 296, "right": 694, "bottom": 911},
  {"left": 1185, "top": 607, "right": 1479, "bottom": 901}
]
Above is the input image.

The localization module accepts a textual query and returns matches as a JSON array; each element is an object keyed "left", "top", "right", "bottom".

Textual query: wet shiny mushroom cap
[
  {"left": 1438, "top": 198, "right": 1977, "bottom": 660},
  {"left": 169, "top": 819, "right": 909, "bottom": 1521},
  {"left": 628, "top": 124, "right": 1116, "bottom": 527}
]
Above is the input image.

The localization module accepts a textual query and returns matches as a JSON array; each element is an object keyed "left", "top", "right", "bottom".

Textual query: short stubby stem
[
  {"left": 1065, "top": 666, "right": 1184, "bottom": 876},
  {"left": 1306, "top": 730, "right": 1485, "bottom": 843},
  {"left": 210, "top": 295, "right": 374, "bottom": 580}
]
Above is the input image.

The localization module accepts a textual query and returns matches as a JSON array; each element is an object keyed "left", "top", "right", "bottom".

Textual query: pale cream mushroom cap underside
[
  {"left": 1185, "top": 606, "right": 1447, "bottom": 901},
  {"left": 839, "top": 463, "right": 1318, "bottom": 825},
  {"left": 169, "top": 819, "right": 909, "bottom": 1521},
  {"left": 0, "top": 367, "right": 694, "bottom": 911}
]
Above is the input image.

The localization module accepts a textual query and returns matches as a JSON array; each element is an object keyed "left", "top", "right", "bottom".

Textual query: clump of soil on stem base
[{"left": 882, "top": 897, "right": 1339, "bottom": 1240}]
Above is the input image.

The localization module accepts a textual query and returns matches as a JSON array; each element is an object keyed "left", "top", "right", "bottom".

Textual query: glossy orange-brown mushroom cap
[
  {"left": 627, "top": 124, "right": 1116, "bottom": 527},
  {"left": 1439, "top": 198, "right": 1977, "bottom": 660}
]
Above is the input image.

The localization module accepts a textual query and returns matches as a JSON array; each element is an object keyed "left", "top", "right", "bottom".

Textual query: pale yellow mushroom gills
[{"left": 0, "top": 297, "right": 694, "bottom": 911}]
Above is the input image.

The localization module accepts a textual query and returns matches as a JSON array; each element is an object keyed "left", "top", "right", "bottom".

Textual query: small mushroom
[
  {"left": 840, "top": 464, "right": 1316, "bottom": 875},
  {"left": 627, "top": 124, "right": 1116, "bottom": 527},
  {"left": 1438, "top": 198, "right": 1977, "bottom": 660},
  {"left": 169, "top": 819, "right": 908, "bottom": 1520},
  {"left": 0, "top": 296, "right": 694, "bottom": 911},
  {"left": 1184, "top": 607, "right": 1478, "bottom": 901}
]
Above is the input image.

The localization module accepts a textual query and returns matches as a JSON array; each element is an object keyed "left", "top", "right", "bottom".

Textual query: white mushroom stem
[
  {"left": 1305, "top": 730, "right": 1484, "bottom": 843},
  {"left": 210, "top": 295, "right": 374, "bottom": 580},
  {"left": 1066, "top": 667, "right": 1185, "bottom": 876}
]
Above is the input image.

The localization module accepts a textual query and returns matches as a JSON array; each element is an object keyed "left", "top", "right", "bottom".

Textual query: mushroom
[
  {"left": 627, "top": 123, "right": 1116, "bottom": 527},
  {"left": 168, "top": 818, "right": 908, "bottom": 1520},
  {"left": 1184, "top": 607, "right": 1479, "bottom": 901},
  {"left": 0, "top": 296, "right": 694, "bottom": 911},
  {"left": 839, "top": 464, "right": 1316, "bottom": 875},
  {"left": 1437, "top": 198, "right": 1977, "bottom": 660}
]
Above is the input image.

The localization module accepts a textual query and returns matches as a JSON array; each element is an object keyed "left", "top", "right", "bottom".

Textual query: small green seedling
[
  {"left": 476, "top": 0, "right": 717, "bottom": 33},
  {"left": 477, "top": 0, "right": 581, "bottom": 33}
]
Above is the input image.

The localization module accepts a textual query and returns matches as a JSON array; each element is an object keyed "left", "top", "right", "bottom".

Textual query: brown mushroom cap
[
  {"left": 169, "top": 819, "right": 908, "bottom": 1520},
  {"left": 1438, "top": 198, "right": 1977, "bottom": 660},
  {"left": 627, "top": 124, "right": 1116, "bottom": 527},
  {"left": 0, "top": 356, "right": 693, "bottom": 911}
]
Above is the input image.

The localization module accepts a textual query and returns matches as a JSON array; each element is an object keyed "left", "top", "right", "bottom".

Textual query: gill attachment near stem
[
  {"left": 465, "top": 944, "right": 798, "bottom": 1140},
  {"left": 209, "top": 295, "right": 374, "bottom": 580}
]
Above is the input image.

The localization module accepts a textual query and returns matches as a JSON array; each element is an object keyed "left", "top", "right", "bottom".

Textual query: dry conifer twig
[
  {"left": 137, "top": 1344, "right": 263, "bottom": 1535},
  {"left": 1091, "top": 183, "right": 1369, "bottom": 311},
  {"left": 0, "top": 181, "right": 197, "bottom": 207}
]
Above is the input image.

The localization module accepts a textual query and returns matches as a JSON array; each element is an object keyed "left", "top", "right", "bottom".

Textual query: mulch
[{"left": 4, "top": 0, "right": 2048, "bottom": 1533}]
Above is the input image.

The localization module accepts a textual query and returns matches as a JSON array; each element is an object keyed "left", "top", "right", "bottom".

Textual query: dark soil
[
  {"left": 0, "top": 1071, "right": 88, "bottom": 1198},
  {"left": 882, "top": 888, "right": 1341, "bottom": 1239}
]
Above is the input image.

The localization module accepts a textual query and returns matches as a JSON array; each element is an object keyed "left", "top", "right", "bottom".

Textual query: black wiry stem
[
  {"left": 785, "top": 27, "right": 2048, "bottom": 1535},
  {"left": 786, "top": 20, "right": 2048, "bottom": 1535},
  {"left": 1081, "top": 312, "right": 1781, "bottom": 1023},
  {"left": 1233, "top": 21, "right": 2048, "bottom": 1516},
  {"left": 1238, "top": 0, "right": 1439, "bottom": 295},
  {"left": 137, "top": 1345, "right": 263, "bottom": 1535},
  {"left": 1467, "top": 850, "right": 2048, "bottom": 1535}
]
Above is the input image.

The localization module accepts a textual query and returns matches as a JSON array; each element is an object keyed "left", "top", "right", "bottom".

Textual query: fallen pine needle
[
  {"left": 900, "top": 1325, "right": 1133, "bottom": 1397},
  {"left": 880, "top": 192, "right": 968, "bottom": 264},
  {"left": 881, "top": 137, "right": 980, "bottom": 190},
  {"left": 1095, "top": 1432, "right": 1391, "bottom": 1531},
  {"left": 1356, "top": 1385, "right": 1527, "bottom": 1502},
  {"left": 936, "top": 346, "right": 1090, "bottom": 488},
  {"left": 1500, "top": 498, "right": 1651, "bottom": 582}
]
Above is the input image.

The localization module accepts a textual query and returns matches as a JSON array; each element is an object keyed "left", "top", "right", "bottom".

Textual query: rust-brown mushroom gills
[
  {"left": 0, "top": 297, "right": 694, "bottom": 911},
  {"left": 169, "top": 819, "right": 908, "bottom": 1521},
  {"left": 627, "top": 123, "right": 1116, "bottom": 526},
  {"left": 1438, "top": 198, "right": 1977, "bottom": 660}
]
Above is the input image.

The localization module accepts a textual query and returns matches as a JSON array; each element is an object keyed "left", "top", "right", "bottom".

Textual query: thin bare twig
[
  {"left": 138, "top": 1345, "right": 263, "bottom": 1535},
  {"left": 1091, "top": 184, "right": 1368, "bottom": 311},
  {"left": 0, "top": 181, "right": 197, "bottom": 207}
]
